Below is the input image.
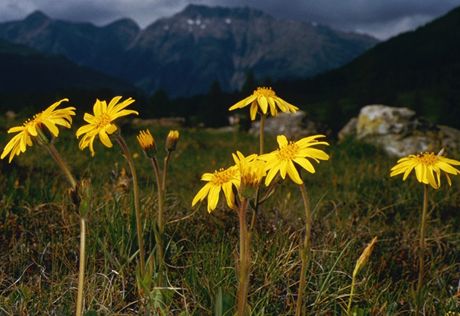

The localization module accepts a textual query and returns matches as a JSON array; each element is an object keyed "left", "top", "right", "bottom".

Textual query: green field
[{"left": 0, "top": 121, "right": 459, "bottom": 315}]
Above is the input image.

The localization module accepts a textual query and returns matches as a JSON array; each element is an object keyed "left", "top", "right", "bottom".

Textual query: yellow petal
[
  {"left": 286, "top": 160, "right": 303, "bottom": 184},
  {"left": 265, "top": 165, "right": 280, "bottom": 186},
  {"left": 207, "top": 185, "right": 221, "bottom": 212},
  {"left": 201, "top": 173, "right": 214, "bottom": 181},
  {"left": 276, "top": 135, "right": 288, "bottom": 148},
  {"left": 279, "top": 160, "right": 288, "bottom": 179},
  {"left": 293, "top": 157, "right": 315, "bottom": 174},
  {"left": 222, "top": 182, "right": 235, "bottom": 209},
  {"left": 76, "top": 124, "right": 94, "bottom": 138},
  {"left": 258, "top": 96, "right": 268, "bottom": 113},
  {"left": 93, "top": 99, "right": 102, "bottom": 116},
  {"left": 99, "top": 130, "right": 113, "bottom": 148},
  {"left": 250, "top": 102, "right": 258, "bottom": 121},
  {"left": 229, "top": 95, "right": 257, "bottom": 111},
  {"left": 437, "top": 161, "right": 460, "bottom": 175},
  {"left": 43, "top": 121, "right": 59, "bottom": 137},
  {"left": 192, "top": 183, "right": 211, "bottom": 207}
]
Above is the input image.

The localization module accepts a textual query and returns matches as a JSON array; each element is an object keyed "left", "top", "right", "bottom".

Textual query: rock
[
  {"left": 249, "top": 111, "right": 327, "bottom": 139},
  {"left": 338, "top": 117, "right": 357, "bottom": 140},
  {"left": 356, "top": 105, "right": 416, "bottom": 137},
  {"left": 339, "top": 104, "right": 460, "bottom": 157},
  {"left": 131, "top": 117, "right": 185, "bottom": 128},
  {"left": 5, "top": 111, "right": 16, "bottom": 120}
]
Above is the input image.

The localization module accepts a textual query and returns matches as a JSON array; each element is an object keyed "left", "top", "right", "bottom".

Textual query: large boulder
[{"left": 339, "top": 105, "right": 460, "bottom": 157}]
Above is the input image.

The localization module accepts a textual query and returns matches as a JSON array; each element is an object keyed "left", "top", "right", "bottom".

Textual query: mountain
[
  {"left": 0, "top": 11, "right": 140, "bottom": 76},
  {"left": 0, "top": 5, "right": 377, "bottom": 97},
  {"left": 275, "top": 6, "right": 460, "bottom": 132},
  {"left": 0, "top": 38, "right": 141, "bottom": 112}
]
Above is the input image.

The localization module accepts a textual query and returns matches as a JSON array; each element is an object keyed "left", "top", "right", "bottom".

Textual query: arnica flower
[
  {"left": 166, "top": 130, "right": 180, "bottom": 152},
  {"left": 260, "top": 134, "right": 329, "bottom": 186},
  {"left": 233, "top": 151, "right": 266, "bottom": 197},
  {"left": 76, "top": 96, "right": 138, "bottom": 156},
  {"left": 229, "top": 86, "right": 299, "bottom": 120},
  {"left": 192, "top": 165, "right": 240, "bottom": 212},
  {"left": 137, "top": 129, "right": 156, "bottom": 156},
  {"left": 390, "top": 152, "right": 460, "bottom": 189},
  {"left": 1, "top": 98, "right": 75, "bottom": 163}
]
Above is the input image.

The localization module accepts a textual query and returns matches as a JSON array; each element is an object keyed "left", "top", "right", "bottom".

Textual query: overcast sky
[{"left": 1, "top": 0, "right": 459, "bottom": 39}]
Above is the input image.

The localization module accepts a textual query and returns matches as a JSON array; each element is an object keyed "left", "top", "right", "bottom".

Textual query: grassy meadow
[{"left": 0, "top": 119, "right": 459, "bottom": 315}]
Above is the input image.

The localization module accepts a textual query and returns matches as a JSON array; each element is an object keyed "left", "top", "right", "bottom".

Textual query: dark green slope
[
  {"left": 0, "top": 39, "right": 142, "bottom": 112},
  {"left": 277, "top": 6, "right": 460, "bottom": 132}
]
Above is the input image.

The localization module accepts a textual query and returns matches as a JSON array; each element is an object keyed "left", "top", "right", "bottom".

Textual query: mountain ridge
[
  {"left": 0, "top": 5, "right": 377, "bottom": 97},
  {"left": 274, "top": 5, "right": 460, "bottom": 131}
]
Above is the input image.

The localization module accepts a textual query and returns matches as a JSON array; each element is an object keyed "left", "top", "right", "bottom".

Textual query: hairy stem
[
  {"left": 46, "top": 143, "right": 77, "bottom": 189},
  {"left": 75, "top": 217, "right": 86, "bottom": 316},
  {"left": 150, "top": 157, "right": 165, "bottom": 285},
  {"left": 346, "top": 274, "right": 356, "bottom": 315},
  {"left": 259, "top": 114, "right": 266, "bottom": 154},
  {"left": 296, "top": 183, "right": 312, "bottom": 316},
  {"left": 45, "top": 144, "right": 86, "bottom": 316},
  {"left": 161, "top": 151, "right": 172, "bottom": 202},
  {"left": 115, "top": 134, "right": 145, "bottom": 275},
  {"left": 416, "top": 185, "right": 429, "bottom": 314},
  {"left": 237, "top": 198, "right": 250, "bottom": 316}
]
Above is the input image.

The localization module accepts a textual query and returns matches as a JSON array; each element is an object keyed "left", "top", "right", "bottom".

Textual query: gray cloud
[{"left": 0, "top": 0, "right": 459, "bottom": 39}]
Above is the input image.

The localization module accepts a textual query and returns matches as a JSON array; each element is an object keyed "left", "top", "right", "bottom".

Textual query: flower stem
[
  {"left": 259, "top": 114, "right": 266, "bottom": 154},
  {"left": 115, "top": 134, "right": 145, "bottom": 275},
  {"left": 75, "top": 217, "right": 86, "bottom": 316},
  {"left": 346, "top": 274, "right": 356, "bottom": 315},
  {"left": 296, "top": 183, "right": 312, "bottom": 316},
  {"left": 162, "top": 152, "right": 172, "bottom": 202},
  {"left": 45, "top": 143, "right": 77, "bottom": 189},
  {"left": 44, "top": 143, "right": 86, "bottom": 316},
  {"left": 151, "top": 157, "right": 164, "bottom": 233},
  {"left": 237, "top": 198, "right": 250, "bottom": 316},
  {"left": 416, "top": 185, "right": 429, "bottom": 314},
  {"left": 150, "top": 157, "right": 165, "bottom": 285}
]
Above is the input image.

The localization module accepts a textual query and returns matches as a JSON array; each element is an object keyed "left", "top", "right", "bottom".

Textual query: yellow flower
[
  {"left": 137, "top": 129, "right": 156, "bottom": 155},
  {"left": 166, "top": 130, "right": 180, "bottom": 152},
  {"left": 229, "top": 86, "right": 299, "bottom": 120},
  {"left": 76, "top": 96, "right": 138, "bottom": 156},
  {"left": 1, "top": 98, "right": 75, "bottom": 163},
  {"left": 232, "top": 150, "right": 258, "bottom": 165},
  {"left": 192, "top": 165, "right": 240, "bottom": 212},
  {"left": 260, "top": 134, "right": 329, "bottom": 186},
  {"left": 390, "top": 152, "right": 460, "bottom": 189}
]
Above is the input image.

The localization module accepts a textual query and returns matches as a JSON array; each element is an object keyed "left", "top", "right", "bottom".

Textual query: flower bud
[
  {"left": 137, "top": 129, "right": 156, "bottom": 157},
  {"left": 353, "top": 237, "right": 377, "bottom": 278},
  {"left": 166, "top": 130, "right": 180, "bottom": 152}
]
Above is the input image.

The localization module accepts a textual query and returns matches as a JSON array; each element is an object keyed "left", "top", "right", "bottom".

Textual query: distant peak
[
  {"left": 105, "top": 18, "right": 140, "bottom": 31},
  {"left": 180, "top": 4, "right": 267, "bottom": 19},
  {"left": 24, "top": 10, "right": 49, "bottom": 22}
]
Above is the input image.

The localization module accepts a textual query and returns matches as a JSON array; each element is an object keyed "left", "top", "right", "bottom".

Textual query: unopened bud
[
  {"left": 166, "top": 130, "right": 179, "bottom": 152},
  {"left": 137, "top": 129, "right": 156, "bottom": 157},
  {"left": 353, "top": 236, "right": 377, "bottom": 278}
]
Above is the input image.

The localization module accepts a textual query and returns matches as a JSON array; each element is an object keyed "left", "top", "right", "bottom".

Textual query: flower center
[
  {"left": 277, "top": 142, "right": 299, "bottom": 160},
  {"left": 212, "top": 167, "right": 238, "bottom": 185},
  {"left": 416, "top": 152, "right": 439, "bottom": 165},
  {"left": 253, "top": 87, "right": 276, "bottom": 98},
  {"left": 95, "top": 113, "right": 112, "bottom": 128}
]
